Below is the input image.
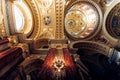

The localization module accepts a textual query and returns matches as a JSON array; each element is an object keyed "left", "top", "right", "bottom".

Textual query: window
[{"left": 13, "top": 5, "right": 24, "bottom": 33}]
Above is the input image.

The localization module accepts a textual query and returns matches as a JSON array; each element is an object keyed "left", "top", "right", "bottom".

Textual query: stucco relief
[
  {"left": 39, "top": 31, "right": 54, "bottom": 39},
  {"left": 38, "top": 0, "right": 53, "bottom": 9}
]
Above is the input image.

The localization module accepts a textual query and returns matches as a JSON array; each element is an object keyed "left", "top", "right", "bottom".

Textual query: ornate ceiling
[
  {"left": 0, "top": 0, "right": 120, "bottom": 49},
  {"left": 65, "top": 0, "right": 102, "bottom": 40},
  {"left": 1, "top": 0, "right": 120, "bottom": 80}
]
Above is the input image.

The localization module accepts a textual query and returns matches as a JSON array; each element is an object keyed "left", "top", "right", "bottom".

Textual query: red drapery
[{"left": 38, "top": 48, "right": 76, "bottom": 80}]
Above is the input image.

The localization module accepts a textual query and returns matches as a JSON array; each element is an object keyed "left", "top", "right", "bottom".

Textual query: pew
[
  {"left": 0, "top": 47, "right": 24, "bottom": 79},
  {"left": 0, "top": 39, "right": 10, "bottom": 52},
  {"left": 0, "top": 47, "right": 23, "bottom": 69},
  {"left": 0, "top": 37, "right": 29, "bottom": 79}
]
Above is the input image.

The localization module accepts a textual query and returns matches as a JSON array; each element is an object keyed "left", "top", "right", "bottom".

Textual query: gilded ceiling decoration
[
  {"left": 65, "top": 3, "right": 98, "bottom": 39},
  {"left": 55, "top": 0, "right": 65, "bottom": 39},
  {"left": 38, "top": 0, "right": 53, "bottom": 9},
  {"left": 23, "top": 0, "right": 41, "bottom": 39},
  {"left": 65, "top": 0, "right": 103, "bottom": 40},
  {"left": 44, "top": 16, "right": 52, "bottom": 25}
]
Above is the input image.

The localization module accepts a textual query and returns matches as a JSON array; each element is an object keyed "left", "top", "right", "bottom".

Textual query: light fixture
[{"left": 53, "top": 59, "right": 65, "bottom": 72}]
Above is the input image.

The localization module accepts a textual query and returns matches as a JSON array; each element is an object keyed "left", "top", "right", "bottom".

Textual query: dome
[{"left": 65, "top": 1, "right": 102, "bottom": 40}]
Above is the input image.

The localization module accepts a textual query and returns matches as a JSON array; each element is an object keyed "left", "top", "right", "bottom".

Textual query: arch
[
  {"left": 69, "top": 41, "right": 113, "bottom": 57},
  {"left": 13, "top": 1, "right": 33, "bottom": 37},
  {"left": 19, "top": 55, "right": 44, "bottom": 74}
]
